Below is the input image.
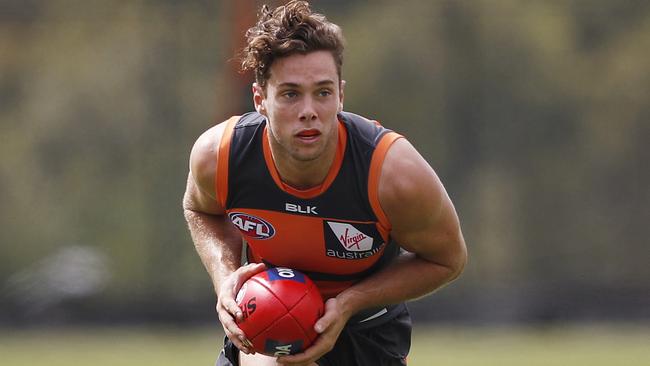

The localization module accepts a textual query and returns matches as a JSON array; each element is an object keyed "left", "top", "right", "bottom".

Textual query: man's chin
[
  {"left": 290, "top": 148, "right": 323, "bottom": 163},
  {"left": 292, "top": 154, "right": 320, "bottom": 163}
]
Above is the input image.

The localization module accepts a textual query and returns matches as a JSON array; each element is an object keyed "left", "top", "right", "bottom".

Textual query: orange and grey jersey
[{"left": 215, "top": 111, "right": 403, "bottom": 299}]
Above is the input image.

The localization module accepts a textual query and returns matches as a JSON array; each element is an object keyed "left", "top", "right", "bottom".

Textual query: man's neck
[
  {"left": 268, "top": 136, "right": 338, "bottom": 191},
  {"left": 273, "top": 150, "right": 336, "bottom": 190}
]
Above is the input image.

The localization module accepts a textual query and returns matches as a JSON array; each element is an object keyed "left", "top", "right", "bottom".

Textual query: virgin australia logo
[{"left": 326, "top": 222, "right": 374, "bottom": 251}]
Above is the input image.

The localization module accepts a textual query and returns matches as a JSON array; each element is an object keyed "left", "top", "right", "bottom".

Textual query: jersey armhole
[
  {"left": 215, "top": 116, "right": 239, "bottom": 208},
  {"left": 368, "top": 132, "right": 403, "bottom": 235}
]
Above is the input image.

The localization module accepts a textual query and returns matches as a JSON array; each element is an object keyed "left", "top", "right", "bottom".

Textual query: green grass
[
  {"left": 1, "top": 324, "right": 648, "bottom": 365},
  {"left": 0, "top": 326, "right": 221, "bottom": 366},
  {"left": 410, "top": 325, "right": 650, "bottom": 366}
]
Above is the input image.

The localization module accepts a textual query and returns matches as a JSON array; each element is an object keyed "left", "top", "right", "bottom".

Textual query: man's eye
[
  {"left": 283, "top": 91, "right": 297, "bottom": 98},
  {"left": 319, "top": 90, "right": 332, "bottom": 97}
]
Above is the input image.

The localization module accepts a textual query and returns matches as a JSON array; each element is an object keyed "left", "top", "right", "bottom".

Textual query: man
[{"left": 182, "top": 1, "right": 467, "bottom": 365}]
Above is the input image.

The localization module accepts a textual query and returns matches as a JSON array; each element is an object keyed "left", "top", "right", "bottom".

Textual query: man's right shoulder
[{"left": 189, "top": 117, "right": 239, "bottom": 201}]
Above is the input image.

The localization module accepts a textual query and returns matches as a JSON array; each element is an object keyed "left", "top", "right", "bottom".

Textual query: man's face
[{"left": 254, "top": 50, "right": 344, "bottom": 164}]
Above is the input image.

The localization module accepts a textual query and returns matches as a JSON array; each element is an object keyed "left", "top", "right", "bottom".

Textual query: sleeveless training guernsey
[{"left": 215, "top": 111, "right": 403, "bottom": 299}]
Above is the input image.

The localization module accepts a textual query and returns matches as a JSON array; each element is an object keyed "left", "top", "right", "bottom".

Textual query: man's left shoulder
[{"left": 338, "top": 111, "right": 399, "bottom": 148}]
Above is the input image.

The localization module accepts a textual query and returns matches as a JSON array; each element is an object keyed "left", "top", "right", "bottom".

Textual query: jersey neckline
[{"left": 262, "top": 120, "right": 347, "bottom": 199}]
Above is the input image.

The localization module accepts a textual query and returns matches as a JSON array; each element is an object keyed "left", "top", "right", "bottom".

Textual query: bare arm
[
  {"left": 182, "top": 122, "right": 241, "bottom": 292},
  {"left": 278, "top": 137, "right": 467, "bottom": 365},
  {"left": 182, "top": 175, "right": 242, "bottom": 293},
  {"left": 335, "top": 137, "right": 467, "bottom": 314},
  {"left": 182, "top": 122, "right": 264, "bottom": 354}
]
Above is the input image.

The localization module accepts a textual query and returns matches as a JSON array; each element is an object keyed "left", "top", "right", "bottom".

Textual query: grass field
[{"left": 1, "top": 324, "right": 648, "bottom": 365}]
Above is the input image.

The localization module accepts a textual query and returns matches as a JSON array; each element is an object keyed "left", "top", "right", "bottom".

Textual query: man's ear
[
  {"left": 252, "top": 83, "right": 266, "bottom": 115},
  {"left": 338, "top": 80, "right": 346, "bottom": 113}
]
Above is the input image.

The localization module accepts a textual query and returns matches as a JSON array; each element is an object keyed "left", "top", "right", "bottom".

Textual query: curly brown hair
[{"left": 240, "top": 1, "right": 345, "bottom": 88}]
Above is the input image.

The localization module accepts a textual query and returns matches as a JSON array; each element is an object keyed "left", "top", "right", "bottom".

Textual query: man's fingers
[
  {"left": 220, "top": 313, "right": 254, "bottom": 354},
  {"left": 236, "top": 262, "right": 267, "bottom": 282},
  {"left": 242, "top": 338, "right": 254, "bottom": 349},
  {"left": 277, "top": 338, "right": 329, "bottom": 365},
  {"left": 277, "top": 330, "right": 337, "bottom": 365},
  {"left": 218, "top": 307, "right": 248, "bottom": 342},
  {"left": 314, "top": 319, "right": 326, "bottom": 334},
  {"left": 229, "top": 263, "right": 268, "bottom": 320},
  {"left": 221, "top": 297, "right": 243, "bottom": 320},
  {"left": 313, "top": 298, "right": 338, "bottom": 333},
  {"left": 217, "top": 304, "right": 245, "bottom": 342},
  {"left": 215, "top": 263, "right": 267, "bottom": 355}
]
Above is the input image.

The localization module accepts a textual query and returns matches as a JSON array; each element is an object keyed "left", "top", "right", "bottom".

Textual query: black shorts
[{"left": 216, "top": 303, "right": 411, "bottom": 366}]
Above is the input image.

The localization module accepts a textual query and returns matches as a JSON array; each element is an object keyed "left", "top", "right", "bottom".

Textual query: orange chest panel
[{"left": 227, "top": 208, "right": 389, "bottom": 275}]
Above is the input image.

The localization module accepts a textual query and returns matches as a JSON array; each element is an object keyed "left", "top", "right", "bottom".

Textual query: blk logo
[
  {"left": 228, "top": 212, "right": 275, "bottom": 239},
  {"left": 285, "top": 203, "right": 318, "bottom": 215}
]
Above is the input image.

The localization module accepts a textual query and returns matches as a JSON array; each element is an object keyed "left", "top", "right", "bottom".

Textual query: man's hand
[
  {"left": 276, "top": 297, "right": 351, "bottom": 366},
  {"left": 216, "top": 262, "right": 267, "bottom": 354}
]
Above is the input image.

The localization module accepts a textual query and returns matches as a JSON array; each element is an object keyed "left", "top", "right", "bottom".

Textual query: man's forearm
[
  {"left": 336, "top": 252, "right": 462, "bottom": 318},
  {"left": 184, "top": 208, "right": 243, "bottom": 294}
]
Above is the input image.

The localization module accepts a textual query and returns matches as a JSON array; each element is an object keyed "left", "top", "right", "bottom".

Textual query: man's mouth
[{"left": 296, "top": 129, "right": 321, "bottom": 140}]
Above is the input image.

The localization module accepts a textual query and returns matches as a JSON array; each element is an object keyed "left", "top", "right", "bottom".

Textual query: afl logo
[{"left": 228, "top": 212, "right": 275, "bottom": 240}]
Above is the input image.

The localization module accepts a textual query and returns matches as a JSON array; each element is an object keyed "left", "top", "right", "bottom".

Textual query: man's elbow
[
  {"left": 182, "top": 192, "right": 203, "bottom": 223},
  {"left": 182, "top": 195, "right": 195, "bottom": 219},
  {"left": 447, "top": 236, "right": 467, "bottom": 282}
]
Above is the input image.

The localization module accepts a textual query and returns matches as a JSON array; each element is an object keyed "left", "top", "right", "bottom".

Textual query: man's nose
[{"left": 299, "top": 98, "right": 317, "bottom": 121}]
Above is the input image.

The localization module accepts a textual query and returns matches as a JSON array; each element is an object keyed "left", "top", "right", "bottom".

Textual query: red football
[{"left": 235, "top": 267, "right": 324, "bottom": 356}]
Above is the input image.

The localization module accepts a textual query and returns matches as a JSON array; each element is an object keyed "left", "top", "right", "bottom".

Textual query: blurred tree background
[{"left": 1, "top": 0, "right": 648, "bottom": 327}]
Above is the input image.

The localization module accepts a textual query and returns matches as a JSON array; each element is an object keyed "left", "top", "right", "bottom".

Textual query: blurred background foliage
[{"left": 1, "top": 0, "right": 648, "bottom": 326}]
